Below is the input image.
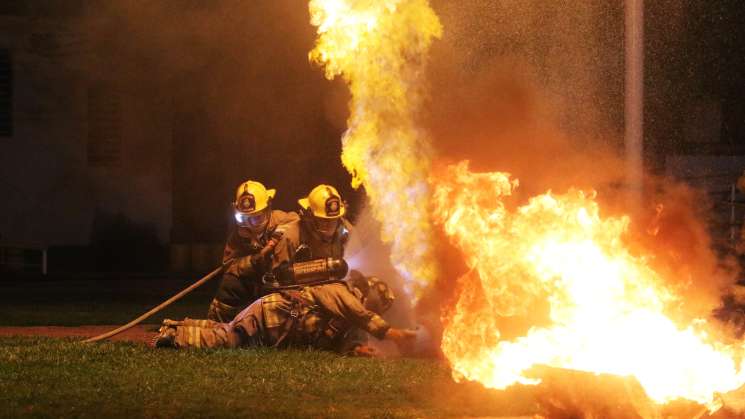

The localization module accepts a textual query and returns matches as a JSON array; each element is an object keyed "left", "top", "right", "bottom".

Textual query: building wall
[{"left": 0, "top": 15, "right": 172, "bottom": 249}]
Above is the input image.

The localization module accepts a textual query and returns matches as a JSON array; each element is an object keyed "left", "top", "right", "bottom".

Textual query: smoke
[
  {"left": 345, "top": 205, "right": 424, "bottom": 356},
  {"left": 418, "top": 0, "right": 738, "bottom": 336},
  {"left": 345, "top": 206, "right": 415, "bottom": 325},
  {"left": 631, "top": 180, "right": 739, "bottom": 326},
  {"left": 425, "top": 0, "right": 625, "bottom": 195}
]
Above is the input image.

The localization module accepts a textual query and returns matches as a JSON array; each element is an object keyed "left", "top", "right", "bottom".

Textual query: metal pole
[
  {"left": 625, "top": 0, "right": 644, "bottom": 208},
  {"left": 731, "top": 184, "right": 737, "bottom": 247}
]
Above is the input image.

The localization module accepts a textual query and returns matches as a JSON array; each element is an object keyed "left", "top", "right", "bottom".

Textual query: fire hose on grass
[
  {"left": 83, "top": 232, "right": 284, "bottom": 343},
  {"left": 82, "top": 260, "right": 234, "bottom": 343},
  {"left": 83, "top": 235, "right": 349, "bottom": 343}
]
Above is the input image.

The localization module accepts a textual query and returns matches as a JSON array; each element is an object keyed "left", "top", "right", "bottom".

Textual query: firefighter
[
  {"left": 207, "top": 180, "right": 299, "bottom": 322},
  {"left": 295, "top": 184, "right": 359, "bottom": 261},
  {"left": 154, "top": 276, "right": 416, "bottom": 356}
]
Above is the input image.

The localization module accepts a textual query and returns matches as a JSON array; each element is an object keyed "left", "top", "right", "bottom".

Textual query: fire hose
[
  {"left": 83, "top": 233, "right": 283, "bottom": 344},
  {"left": 82, "top": 260, "right": 232, "bottom": 343},
  {"left": 82, "top": 237, "right": 350, "bottom": 343}
]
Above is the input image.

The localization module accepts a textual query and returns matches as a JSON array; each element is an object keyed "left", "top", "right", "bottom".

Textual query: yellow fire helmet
[
  {"left": 234, "top": 180, "right": 276, "bottom": 215},
  {"left": 298, "top": 184, "right": 346, "bottom": 219}
]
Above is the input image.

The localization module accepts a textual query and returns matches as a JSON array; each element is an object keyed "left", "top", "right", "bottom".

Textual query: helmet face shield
[{"left": 235, "top": 208, "right": 270, "bottom": 233}]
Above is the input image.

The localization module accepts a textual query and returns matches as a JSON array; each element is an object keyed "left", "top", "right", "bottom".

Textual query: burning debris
[{"left": 432, "top": 161, "right": 745, "bottom": 413}]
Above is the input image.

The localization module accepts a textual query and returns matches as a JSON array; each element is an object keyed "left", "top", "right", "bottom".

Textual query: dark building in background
[
  {"left": 647, "top": 0, "right": 745, "bottom": 163},
  {"left": 0, "top": 4, "right": 172, "bottom": 273},
  {"left": 0, "top": 1, "right": 357, "bottom": 274},
  {"left": 646, "top": 0, "right": 745, "bottom": 253}
]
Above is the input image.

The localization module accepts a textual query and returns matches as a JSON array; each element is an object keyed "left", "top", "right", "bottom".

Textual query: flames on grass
[{"left": 432, "top": 161, "right": 745, "bottom": 413}]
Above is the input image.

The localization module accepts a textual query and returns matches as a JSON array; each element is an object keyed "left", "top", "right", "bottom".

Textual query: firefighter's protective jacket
[
  {"left": 222, "top": 210, "right": 300, "bottom": 278},
  {"left": 168, "top": 282, "right": 390, "bottom": 353}
]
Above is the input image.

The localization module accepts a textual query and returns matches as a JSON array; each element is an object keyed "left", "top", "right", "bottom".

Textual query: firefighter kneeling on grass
[
  {"left": 207, "top": 180, "right": 299, "bottom": 322},
  {"left": 153, "top": 273, "right": 416, "bottom": 356}
]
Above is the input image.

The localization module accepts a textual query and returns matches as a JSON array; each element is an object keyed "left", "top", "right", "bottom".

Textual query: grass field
[
  {"left": 0, "top": 336, "right": 538, "bottom": 418},
  {"left": 2, "top": 277, "right": 743, "bottom": 418},
  {"left": 0, "top": 277, "right": 539, "bottom": 418}
]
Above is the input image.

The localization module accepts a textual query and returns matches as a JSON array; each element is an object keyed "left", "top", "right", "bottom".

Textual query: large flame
[
  {"left": 308, "top": 0, "right": 442, "bottom": 298},
  {"left": 433, "top": 161, "right": 745, "bottom": 410},
  {"left": 307, "top": 1, "right": 745, "bottom": 413}
]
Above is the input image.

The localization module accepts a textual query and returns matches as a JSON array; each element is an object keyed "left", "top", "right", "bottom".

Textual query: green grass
[
  {"left": 0, "top": 337, "right": 538, "bottom": 418},
  {"left": 0, "top": 278, "right": 539, "bottom": 417}
]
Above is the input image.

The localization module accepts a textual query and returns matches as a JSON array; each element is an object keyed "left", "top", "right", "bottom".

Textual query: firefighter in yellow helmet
[
  {"left": 207, "top": 180, "right": 299, "bottom": 322},
  {"left": 295, "top": 184, "right": 359, "bottom": 261}
]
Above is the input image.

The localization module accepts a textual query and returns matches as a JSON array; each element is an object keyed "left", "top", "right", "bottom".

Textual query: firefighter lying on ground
[
  {"left": 207, "top": 180, "right": 300, "bottom": 322},
  {"left": 153, "top": 274, "right": 416, "bottom": 356}
]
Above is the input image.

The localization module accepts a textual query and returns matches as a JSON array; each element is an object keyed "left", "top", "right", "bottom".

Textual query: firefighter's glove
[
  {"left": 236, "top": 231, "right": 284, "bottom": 276},
  {"left": 258, "top": 230, "right": 284, "bottom": 259},
  {"left": 236, "top": 253, "right": 269, "bottom": 276}
]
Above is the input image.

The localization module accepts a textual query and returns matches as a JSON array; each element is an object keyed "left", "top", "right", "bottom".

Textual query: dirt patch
[{"left": 0, "top": 325, "right": 156, "bottom": 344}]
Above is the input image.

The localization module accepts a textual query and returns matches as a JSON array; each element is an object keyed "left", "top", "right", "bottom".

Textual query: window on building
[
  {"left": 0, "top": 49, "right": 12, "bottom": 137},
  {"left": 87, "top": 84, "right": 121, "bottom": 167}
]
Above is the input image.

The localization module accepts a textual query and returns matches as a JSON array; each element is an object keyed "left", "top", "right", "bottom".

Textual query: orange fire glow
[
  {"left": 308, "top": 0, "right": 745, "bottom": 413},
  {"left": 433, "top": 161, "right": 745, "bottom": 411}
]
